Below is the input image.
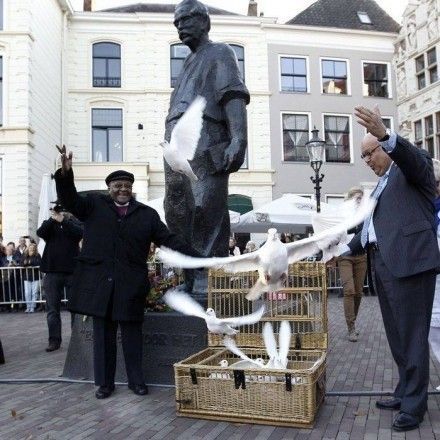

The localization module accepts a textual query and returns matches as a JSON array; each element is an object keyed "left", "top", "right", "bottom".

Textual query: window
[
  {"left": 425, "top": 115, "right": 434, "bottom": 157},
  {"left": 363, "top": 62, "right": 389, "bottom": 97},
  {"left": 416, "top": 48, "right": 438, "bottom": 90},
  {"left": 357, "top": 11, "right": 372, "bottom": 24},
  {"left": 229, "top": 44, "right": 245, "bottom": 81},
  {"left": 170, "top": 43, "right": 190, "bottom": 88},
  {"left": 0, "top": 0, "right": 3, "bottom": 30},
  {"left": 282, "top": 113, "right": 310, "bottom": 162},
  {"left": 427, "top": 47, "right": 438, "bottom": 84},
  {"left": 323, "top": 115, "right": 351, "bottom": 163},
  {"left": 416, "top": 55, "right": 425, "bottom": 90},
  {"left": 321, "top": 59, "right": 348, "bottom": 94},
  {"left": 92, "top": 109, "right": 123, "bottom": 162},
  {"left": 414, "top": 120, "right": 423, "bottom": 148},
  {"left": 382, "top": 118, "right": 392, "bottom": 129},
  {"left": 93, "top": 43, "right": 121, "bottom": 87},
  {"left": 280, "top": 57, "right": 307, "bottom": 92}
]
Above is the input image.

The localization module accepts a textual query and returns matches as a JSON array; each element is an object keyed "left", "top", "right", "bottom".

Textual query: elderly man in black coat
[{"left": 54, "top": 146, "right": 198, "bottom": 399}]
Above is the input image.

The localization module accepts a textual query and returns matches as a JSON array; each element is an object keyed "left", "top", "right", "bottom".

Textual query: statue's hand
[{"left": 223, "top": 139, "right": 244, "bottom": 173}]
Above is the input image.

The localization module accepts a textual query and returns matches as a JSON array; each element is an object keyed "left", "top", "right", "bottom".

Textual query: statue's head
[{"left": 174, "top": 0, "right": 210, "bottom": 50}]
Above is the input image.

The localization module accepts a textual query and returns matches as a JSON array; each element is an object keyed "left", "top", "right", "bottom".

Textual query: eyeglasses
[{"left": 360, "top": 144, "right": 380, "bottom": 161}]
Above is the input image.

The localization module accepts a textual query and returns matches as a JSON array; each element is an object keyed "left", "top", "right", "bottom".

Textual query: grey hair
[{"left": 433, "top": 159, "right": 440, "bottom": 182}]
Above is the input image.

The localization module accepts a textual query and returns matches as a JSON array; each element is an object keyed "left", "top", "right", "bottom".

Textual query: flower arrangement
[{"left": 145, "top": 263, "right": 182, "bottom": 312}]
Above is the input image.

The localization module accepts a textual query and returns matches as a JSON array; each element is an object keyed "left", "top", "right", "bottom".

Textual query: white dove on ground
[
  {"left": 160, "top": 95, "right": 206, "bottom": 182},
  {"left": 163, "top": 289, "right": 265, "bottom": 335},
  {"left": 157, "top": 195, "right": 375, "bottom": 300}
]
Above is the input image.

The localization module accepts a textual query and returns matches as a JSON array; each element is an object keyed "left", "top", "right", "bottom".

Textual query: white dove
[
  {"left": 160, "top": 95, "right": 206, "bottom": 182},
  {"left": 262, "top": 321, "right": 291, "bottom": 369},
  {"left": 209, "top": 359, "right": 230, "bottom": 379},
  {"left": 157, "top": 195, "right": 375, "bottom": 300},
  {"left": 163, "top": 289, "right": 265, "bottom": 335}
]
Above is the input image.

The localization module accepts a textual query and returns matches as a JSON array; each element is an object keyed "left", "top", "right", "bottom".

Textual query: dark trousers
[
  {"left": 92, "top": 317, "right": 144, "bottom": 387},
  {"left": 44, "top": 273, "right": 73, "bottom": 344},
  {"left": 372, "top": 248, "right": 436, "bottom": 417}
]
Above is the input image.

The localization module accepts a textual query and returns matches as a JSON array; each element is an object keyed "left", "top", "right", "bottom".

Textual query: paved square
[{"left": 1, "top": 295, "right": 440, "bottom": 439}]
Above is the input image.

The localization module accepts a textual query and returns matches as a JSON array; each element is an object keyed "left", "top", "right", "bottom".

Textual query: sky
[{"left": 70, "top": 0, "right": 409, "bottom": 24}]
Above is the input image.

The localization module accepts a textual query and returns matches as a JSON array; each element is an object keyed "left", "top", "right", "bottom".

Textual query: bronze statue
[{"left": 164, "top": 0, "right": 250, "bottom": 295}]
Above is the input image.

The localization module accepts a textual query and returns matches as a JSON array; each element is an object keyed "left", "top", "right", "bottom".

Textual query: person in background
[
  {"left": 15, "top": 236, "right": 27, "bottom": 259},
  {"left": 21, "top": 243, "right": 42, "bottom": 313},
  {"left": 337, "top": 187, "right": 367, "bottom": 342},
  {"left": 243, "top": 240, "right": 257, "bottom": 254},
  {"left": 37, "top": 205, "right": 83, "bottom": 352},
  {"left": 1, "top": 243, "right": 21, "bottom": 310},
  {"left": 228, "top": 237, "right": 241, "bottom": 256},
  {"left": 429, "top": 159, "right": 440, "bottom": 390}
]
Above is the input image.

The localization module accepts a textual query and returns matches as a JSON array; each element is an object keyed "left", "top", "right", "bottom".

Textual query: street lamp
[{"left": 306, "top": 127, "right": 326, "bottom": 213}]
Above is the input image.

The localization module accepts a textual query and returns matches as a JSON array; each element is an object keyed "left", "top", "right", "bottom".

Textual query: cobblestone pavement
[{"left": 1, "top": 295, "right": 440, "bottom": 439}]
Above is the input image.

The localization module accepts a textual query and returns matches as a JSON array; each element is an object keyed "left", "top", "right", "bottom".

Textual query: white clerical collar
[{"left": 114, "top": 201, "right": 129, "bottom": 207}]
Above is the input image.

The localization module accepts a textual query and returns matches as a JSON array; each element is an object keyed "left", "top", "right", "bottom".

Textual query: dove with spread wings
[
  {"left": 163, "top": 289, "right": 265, "bottom": 335},
  {"left": 160, "top": 95, "right": 206, "bottom": 182},
  {"left": 157, "top": 195, "right": 375, "bottom": 300}
]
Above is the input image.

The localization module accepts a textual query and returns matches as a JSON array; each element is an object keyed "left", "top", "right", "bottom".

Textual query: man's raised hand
[
  {"left": 354, "top": 104, "right": 387, "bottom": 140},
  {"left": 56, "top": 144, "right": 72, "bottom": 175}
]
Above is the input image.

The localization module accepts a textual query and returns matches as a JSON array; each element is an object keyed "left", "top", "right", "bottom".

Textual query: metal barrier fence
[{"left": 0, "top": 264, "right": 348, "bottom": 308}]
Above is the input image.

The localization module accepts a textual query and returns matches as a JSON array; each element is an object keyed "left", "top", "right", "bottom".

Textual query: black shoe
[
  {"left": 45, "top": 342, "right": 61, "bottom": 352},
  {"left": 128, "top": 384, "right": 149, "bottom": 395},
  {"left": 95, "top": 385, "right": 115, "bottom": 399},
  {"left": 392, "top": 412, "right": 423, "bottom": 432},
  {"left": 376, "top": 397, "right": 401, "bottom": 410}
]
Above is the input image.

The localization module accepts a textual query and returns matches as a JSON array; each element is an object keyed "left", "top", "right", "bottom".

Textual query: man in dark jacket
[
  {"left": 37, "top": 206, "right": 83, "bottom": 352},
  {"left": 347, "top": 105, "right": 440, "bottom": 432},
  {"left": 54, "top": 145, "right": 200, "bottom": 399}
]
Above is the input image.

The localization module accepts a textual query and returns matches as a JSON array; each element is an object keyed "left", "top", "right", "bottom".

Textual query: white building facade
[{"left": 394, "top": 0, "right": 439, "bottom": 155}]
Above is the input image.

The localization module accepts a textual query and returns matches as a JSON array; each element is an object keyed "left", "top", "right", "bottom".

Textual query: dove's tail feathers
[
  {"left": 245, "top": 279, "right": 268, "bottom": 301},
  {"left": 223, "top": 337, "right": 261, "bottom": 367},
  {"left": 278, "top": 321, "right": 291, "bottom": 364},
  {"left": 263, "top": 322, "right": 278, "bottom": 359}
]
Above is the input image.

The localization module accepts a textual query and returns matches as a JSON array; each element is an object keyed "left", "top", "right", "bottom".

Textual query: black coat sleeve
[
  {"left": 62, "top": 219, "right": 83, "bottom": 241},
  {"left": 54, "top": 168, "right": 94, "bottom": 221},
  {"left": 36, "top": 219, "right": 55, "bottom": 240}
]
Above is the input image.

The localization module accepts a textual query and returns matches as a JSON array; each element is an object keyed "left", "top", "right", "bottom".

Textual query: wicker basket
[{"left": 174, "top": 262, "right": 327, "bottom": 427}]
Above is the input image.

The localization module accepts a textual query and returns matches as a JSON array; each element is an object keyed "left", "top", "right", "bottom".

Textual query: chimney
[
  {"left": 84, "top": 0, "right": 92, "bottom": 11},
  {"left": 247, "top": 1, "right": 257, "bottom": 17}
]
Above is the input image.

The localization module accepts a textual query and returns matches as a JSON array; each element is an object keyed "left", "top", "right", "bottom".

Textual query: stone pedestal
[{"left": 62, "top": 312, "right": 207, "bottom": 385}]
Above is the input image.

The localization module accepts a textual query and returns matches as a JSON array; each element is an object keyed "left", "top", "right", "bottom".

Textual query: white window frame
[
  {"left": 361, "top": 60, "right": 392, "bottom": 99},
  {"left": 280, "top": 111, "right": 312, "bottom": 163},
  {"left": 321, "top": 112, "right": 354, "bottom": 164},
  {"left": 319, "top": 57, "right": 351, "bottom": 96},
  {"left": 89, "top": 39, "right": 124, "bottom": 89},
  {"left": 224, "top": 42, "right": 246, "bottom": 83},
  {"left": 278, "top": 54, "right": 310, "bottom": 93},
  {"left": 89, "top": 106, "right": 125, "bottom": 163}
]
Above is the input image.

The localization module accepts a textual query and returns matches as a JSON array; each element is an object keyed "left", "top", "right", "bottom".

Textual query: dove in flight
[
  {"left": 157, "top": 195, "right": 375, "bottom": 300},
  {"left": 161, "top": 95, "right": 206, "bottom": 182},
  {"left": 163, "top": 289, "right": 265, "bottom": 335}
]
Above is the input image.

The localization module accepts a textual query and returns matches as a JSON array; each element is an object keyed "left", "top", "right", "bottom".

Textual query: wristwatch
[{"left": 378, "top": 128, "right": 391, "bottom": 142}]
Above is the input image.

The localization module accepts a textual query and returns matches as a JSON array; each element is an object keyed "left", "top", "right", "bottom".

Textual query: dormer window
[{"left": 357, "top": 11, "right": 372, "bottom": 24}]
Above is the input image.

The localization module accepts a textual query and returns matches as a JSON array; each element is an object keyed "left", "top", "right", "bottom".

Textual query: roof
[
  {"left": 99, "top": 2, "right": 239, "bottom": 16},
  {"left": 286, "top": 0, "right": 400, "bottom": 33}
]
